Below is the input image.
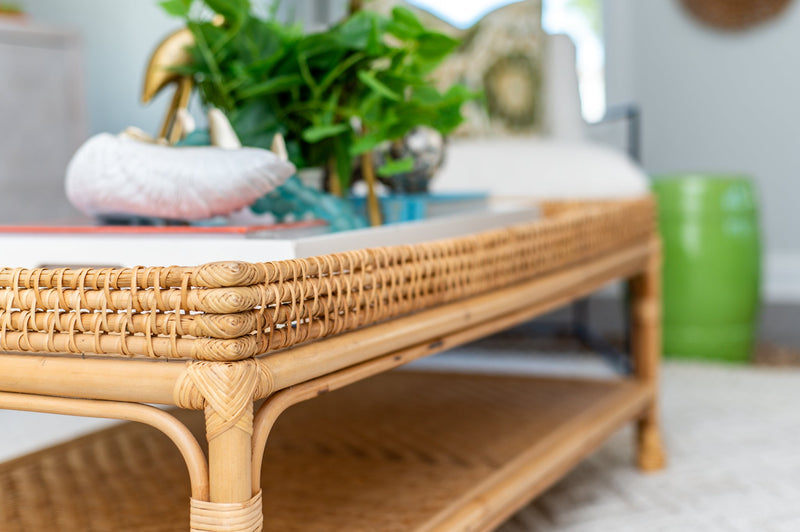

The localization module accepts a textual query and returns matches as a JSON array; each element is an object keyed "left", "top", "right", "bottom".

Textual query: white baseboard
[{"left": 765, "top": 252, "right": 800, "bottom": 303}]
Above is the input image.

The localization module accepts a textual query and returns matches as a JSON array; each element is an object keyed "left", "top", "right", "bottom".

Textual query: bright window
[
  {"left": 406, "top": 0, "right": 520, "bottom": 29},
  {"left": 542, "top": 0, "right": 605, "bottom": 122}
]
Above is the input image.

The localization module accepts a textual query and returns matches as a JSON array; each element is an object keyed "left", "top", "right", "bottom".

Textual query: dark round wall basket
[{"left": 680, "top": 0, "right": 793, "bottom": 30}]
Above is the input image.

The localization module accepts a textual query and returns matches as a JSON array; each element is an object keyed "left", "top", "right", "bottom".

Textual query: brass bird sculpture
[{"left": 141, "top": 27, "right": 195, "bottom": 144}]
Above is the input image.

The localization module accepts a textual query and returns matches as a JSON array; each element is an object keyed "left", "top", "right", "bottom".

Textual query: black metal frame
[
  {"left": 545, "top": 103, "right": 642, "bottom": 375},
  {"left": 598, "top": 103, "right": 642, "bottom": 163}
]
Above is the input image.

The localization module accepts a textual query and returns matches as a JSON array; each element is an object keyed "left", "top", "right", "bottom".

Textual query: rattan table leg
[
  {"left": 630, "top": 239, "right": 667, "bottom": 472},
  {"left": 175, "top": 360, "right": 264, "bottom": 531},
  {"left": 191, "top": 402, "right": 262, "bottom": 532},
  {"left": 207, "top": 403, "right": 254, "bottom": 504}
]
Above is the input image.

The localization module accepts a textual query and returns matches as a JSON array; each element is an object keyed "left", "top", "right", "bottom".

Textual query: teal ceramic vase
[{"left": 652, "top": 175, "right": 761, "bottom": 362}]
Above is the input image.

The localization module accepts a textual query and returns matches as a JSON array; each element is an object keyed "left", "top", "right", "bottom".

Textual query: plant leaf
[
  {"left": 297, "top": 53, "right": 319, "bottom": 94},
  {"left": 377, "top": 156, "right": 415, "bottom": 177},
  {"left": 392, "top": 6, "right": 423, "bottom": 30},
  {"left": 228, "top": 100, "right": 282, "bottom": 149},
  {"left": 236, "top": 74, "right": 304, "bottom": 99},
  {"left": 366, "top": 17, "right": 383, "bottom": 55},
  {"left": 302, "top": 123, "right": 350, "bottom": 143},
  {"left": 410, "top": 85, "right": 443, "bottom": 104},
  {"left": 335, "top": 135, "right": 354, "bottom": 190},
  {"left": 337, "top": 11, "right": 388, "bottom": 50},
  {"left": 416, "top": 32, "right": 460, "bottom": 61},
  {"left": 205, "top": 0, "right": 250, "bottom": 26},
  {"left": 318, "top": 52, "right": 365, "bottom": 94},
  {"left": 322, "top": 85, "right": 343, "bottom": 124},
  {"left": 159, "top": 0, "right": 192, "bottom": 17},
  {"left": 350, "top": 131, "right": 386, "bottom": 156},
  {"left": 387, "top": 6, "right": 424, "bottom": 39},
  {"left": 358, "top": 70, "right": 401, "bottom": 101}
]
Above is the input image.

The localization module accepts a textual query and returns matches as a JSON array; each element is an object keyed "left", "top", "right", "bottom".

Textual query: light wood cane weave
[
  {"left": 0, "top": 371, "right": 649, "bottom": 532},
  {"left": 0, "top": 199, "right": 654, "bottom": 361}
]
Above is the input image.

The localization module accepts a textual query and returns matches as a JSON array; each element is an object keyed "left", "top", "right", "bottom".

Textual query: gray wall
[
  {"left": 604, "top": 0, "right": 800, "bottom": 301},
  {"left": 21, "top": 0, "right": 181, "bottom": 136},
  {"left": 0, "top": 23, "right": 85, "bottom": 221},
  {"left": 19, "top": 0, "right": 322, "bottom": 136}
]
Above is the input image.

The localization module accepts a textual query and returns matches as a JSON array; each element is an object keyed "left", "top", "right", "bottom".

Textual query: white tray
[{"left": 0, "top": 205, "right": 539, "bottom": 269}]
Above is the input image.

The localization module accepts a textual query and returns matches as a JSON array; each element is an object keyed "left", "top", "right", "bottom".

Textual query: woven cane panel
[
  {"left": 0, "top": 371, "right": 633, "bottom": 531},
  {"left": 0, "top": 199, "right": 654, "bottom": 360}
]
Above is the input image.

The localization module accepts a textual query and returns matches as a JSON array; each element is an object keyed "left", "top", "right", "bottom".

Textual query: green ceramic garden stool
[{"left": 652, "top": 175, "right": 761, "bottom": 362}]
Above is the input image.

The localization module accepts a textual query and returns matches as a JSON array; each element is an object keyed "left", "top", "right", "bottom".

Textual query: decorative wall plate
[
  {"left": 680, "top": 0, "right": 793, "bottom": 31},
  {"left": 483, "top": 53, "right": 540, "bottom": 131}
]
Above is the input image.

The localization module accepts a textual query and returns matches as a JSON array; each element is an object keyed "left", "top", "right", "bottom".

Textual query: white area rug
[{"left": 492, "top": 362, "right": 800, "bottom": 532}]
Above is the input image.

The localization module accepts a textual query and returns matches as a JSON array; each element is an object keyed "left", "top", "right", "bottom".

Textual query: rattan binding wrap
[
  {"left": 190, "top": 491, "right": 263, "bottom": 532},
  {"left": 0, "top": 199, "right": 654, "bottom": 361}
]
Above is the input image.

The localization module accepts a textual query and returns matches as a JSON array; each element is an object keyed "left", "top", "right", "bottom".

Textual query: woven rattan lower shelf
[{"left": 0, "top": 370, "right": 652, "bottom": 532}]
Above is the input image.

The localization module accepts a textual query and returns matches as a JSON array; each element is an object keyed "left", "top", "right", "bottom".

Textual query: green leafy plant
[{"left": 161, "top": 0, "right": 475, "bottom": 190}]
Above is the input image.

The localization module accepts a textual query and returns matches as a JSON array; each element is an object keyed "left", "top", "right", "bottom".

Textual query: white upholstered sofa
[{"left": 433, "top": 34, "right": 649, "bottom": 200}]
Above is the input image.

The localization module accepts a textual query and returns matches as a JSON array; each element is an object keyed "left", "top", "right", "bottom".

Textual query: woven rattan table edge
[{"left": 0, "top": 198, "right": 656, "bottom": 362}]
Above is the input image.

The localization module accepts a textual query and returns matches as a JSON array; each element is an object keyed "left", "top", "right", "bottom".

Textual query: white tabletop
[{"left": 0, "top": 205, "right": 539, "bottom": 269}]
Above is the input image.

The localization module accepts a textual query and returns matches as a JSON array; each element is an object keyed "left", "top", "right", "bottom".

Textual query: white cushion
[{"left": 432, "top": 137, "right": 650, "bottom": 200}]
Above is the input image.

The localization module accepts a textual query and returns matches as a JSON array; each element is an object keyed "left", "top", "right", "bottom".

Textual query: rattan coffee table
[{"left": 0, "top": 199, "right": 665, "bottom": 531}]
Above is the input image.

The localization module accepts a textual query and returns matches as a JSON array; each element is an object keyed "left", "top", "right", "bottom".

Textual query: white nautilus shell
[{"left": 65, "top": 124, "right": 295, "bottom": 221}]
